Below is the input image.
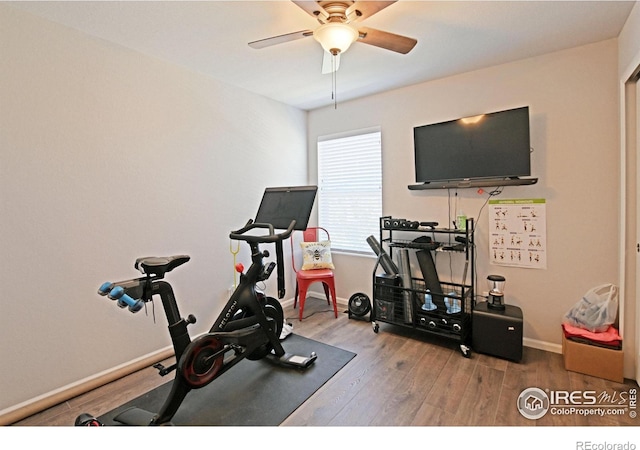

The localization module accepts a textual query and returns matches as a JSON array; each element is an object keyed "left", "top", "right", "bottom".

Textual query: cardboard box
[{"left": 562, "top": 333, "right": 624, "bottom": 383}]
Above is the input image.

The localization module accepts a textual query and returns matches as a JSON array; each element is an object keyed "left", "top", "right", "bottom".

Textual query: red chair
[{"left": 290, "top": 227, "right": 338, "bottom": 321}]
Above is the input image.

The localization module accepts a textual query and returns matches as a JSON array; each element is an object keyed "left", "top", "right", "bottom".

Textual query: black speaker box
[
  {"left": 374, "top": 273, "right": 401, "bottom": 300},
  {"left": 472, "top": 301, "right": 523, "bottom": 362},
  {"left": 373, "top": 274, "right": 401, "bottom": 322}
]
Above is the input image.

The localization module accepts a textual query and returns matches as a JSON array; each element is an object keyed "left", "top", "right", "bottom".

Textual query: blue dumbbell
[
  {"left": 98, "top": 282, "right": 114, "bottom": 296},
  {"left": 107, "top": 285, "right": 143, "bottom": 313}
]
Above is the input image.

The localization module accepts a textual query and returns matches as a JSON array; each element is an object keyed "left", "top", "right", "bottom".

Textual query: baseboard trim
[
  {"left": 0, "top": 346, "right": 174, "bottom": 426},
  {"left": 524, "top": 337, "right": 562, "bottom": 354},
  {"left": 280, "top": 294, "right": 348, "bottom": 309}
]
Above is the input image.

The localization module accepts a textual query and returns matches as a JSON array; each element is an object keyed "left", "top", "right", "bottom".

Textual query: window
[{"left": 317, "top": 128, "right": 382, "bottom": 254}]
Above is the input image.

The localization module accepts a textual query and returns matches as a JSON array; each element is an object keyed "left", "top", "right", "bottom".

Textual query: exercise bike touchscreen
[{"left": 254, "top": 185, "right": 317, "bottom": 230}]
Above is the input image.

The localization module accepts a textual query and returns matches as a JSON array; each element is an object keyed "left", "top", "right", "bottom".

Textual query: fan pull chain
[{"left": 332, "top": 51, "right": 338, "bottom": 109}]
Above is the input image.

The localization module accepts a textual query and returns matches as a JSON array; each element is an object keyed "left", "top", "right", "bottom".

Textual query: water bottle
[{"left": 456, "top": 209, "right": 467, "bottom": 231}]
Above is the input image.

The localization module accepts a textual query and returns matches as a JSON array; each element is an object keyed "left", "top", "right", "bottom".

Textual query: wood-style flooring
[{"left": 12, "top": 299, "right": 639, "bottom": 427}]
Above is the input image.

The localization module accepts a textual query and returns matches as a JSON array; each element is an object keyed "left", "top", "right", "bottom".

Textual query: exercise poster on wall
[{"left": 488, "top": 199, "right": 547, "bottom": 269}]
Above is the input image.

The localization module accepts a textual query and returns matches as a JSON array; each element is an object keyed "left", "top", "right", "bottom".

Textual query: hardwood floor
[{"left": 12, "top": 299, "right": 639, "bottom": 428}]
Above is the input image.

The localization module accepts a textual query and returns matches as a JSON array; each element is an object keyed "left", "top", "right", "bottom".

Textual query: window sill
[{"left": 332, "top": 250, "right": 376, "bottom": 259}]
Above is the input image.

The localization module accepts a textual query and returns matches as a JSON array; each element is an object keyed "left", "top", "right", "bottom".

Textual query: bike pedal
[{"left": 153, "top": 362, "right": 176, "bottom": 376}]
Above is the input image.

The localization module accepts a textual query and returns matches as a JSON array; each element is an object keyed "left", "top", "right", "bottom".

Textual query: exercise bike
[{"left": 76, "top": 219, "right": 317, "bottom": 426}]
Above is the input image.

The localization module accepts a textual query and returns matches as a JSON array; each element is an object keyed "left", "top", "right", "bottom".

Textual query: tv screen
[
  {"left": 254, "top": 186, "right": 317, "bottom": 230},
  {"left": 413, "top": 106, "right": 531, "bottom": 183}
]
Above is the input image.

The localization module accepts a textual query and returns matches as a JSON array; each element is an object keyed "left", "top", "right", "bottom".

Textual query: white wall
[
  {"left": 308, "top": 39, "right": 620, "bottom": 355},
  {"left": 0, "top": 5, "right": 308, "bottom": 412}
]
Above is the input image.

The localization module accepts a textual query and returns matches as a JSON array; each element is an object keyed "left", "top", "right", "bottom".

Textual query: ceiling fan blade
[
  {"left": 292, "top": 1, "right": 329, "bottom": 23},
  {"left": 248, "top": 30, "right": 313, "bottom": 49},
  {"left": 321, "top": 51, "right": 341, "bottom": 74},
  {"left": 357, "top": 27, "right": 417, "bottom": 54},
  {"left": 346, "top": 1, "right": 397, "bottom": 22}
]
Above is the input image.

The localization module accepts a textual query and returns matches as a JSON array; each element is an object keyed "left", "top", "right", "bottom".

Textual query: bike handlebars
[
  {"left": 229, "top": 219, "right": 296, "bottom": 244},
  {"left": 229, "top": 219, "right": 293, "bottom": 300}
]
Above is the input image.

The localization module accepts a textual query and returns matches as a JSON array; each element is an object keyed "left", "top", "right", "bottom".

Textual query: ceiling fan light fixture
[
  {"left": 313, "top": 22, "right": 359, "bottom": 55},
  {"left": 460, "top": 114, "right": 485, "bottom": 125}
]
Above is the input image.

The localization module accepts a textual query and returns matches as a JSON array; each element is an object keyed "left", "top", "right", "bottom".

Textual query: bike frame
[
  {"left": 83, "top": 218, "right": 318, "bottom": 426},
  {"left": 108, "top": 238, "right": 285, "bottom": 425}
]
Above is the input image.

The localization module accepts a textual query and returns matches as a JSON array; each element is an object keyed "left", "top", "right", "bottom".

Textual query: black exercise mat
[{"left": 98, "top": 334, "right": 356, "bottom": 426}]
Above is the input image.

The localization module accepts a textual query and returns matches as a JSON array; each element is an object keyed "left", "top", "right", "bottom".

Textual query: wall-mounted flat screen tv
[{"left": 413, "top": 106, "right": 531, "bottom": 184}]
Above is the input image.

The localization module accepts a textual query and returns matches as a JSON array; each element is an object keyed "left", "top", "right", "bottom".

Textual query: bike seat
[{"left": 135, "top": 255, "right": 190, "bottom": 277}]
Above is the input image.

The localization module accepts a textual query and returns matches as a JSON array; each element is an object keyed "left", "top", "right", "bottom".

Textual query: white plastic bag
[{"left": 563, "top": 284, "right": 618, "bottom": 333}]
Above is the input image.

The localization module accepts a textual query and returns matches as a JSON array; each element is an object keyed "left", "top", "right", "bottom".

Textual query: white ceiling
[{"left": 7, "top": 1, "right": 636, "bottom": 110}]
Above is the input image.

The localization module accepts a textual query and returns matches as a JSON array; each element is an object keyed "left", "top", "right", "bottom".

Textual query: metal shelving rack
[{"left": 371, "top": 216, "right": 475, "bottom": 357}]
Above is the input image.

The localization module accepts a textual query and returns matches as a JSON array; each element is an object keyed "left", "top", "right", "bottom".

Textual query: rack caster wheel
[
  {"left": 459, "top": 344, "right": 471, "bottom": 358},
  {"left": 372, "top": 322, "right": 379, "bottom": 333}
]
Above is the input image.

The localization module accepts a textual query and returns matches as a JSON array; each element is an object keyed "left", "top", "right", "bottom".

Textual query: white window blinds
[{"left": 317, "top": 129, "right": 382, "bottom": 254}]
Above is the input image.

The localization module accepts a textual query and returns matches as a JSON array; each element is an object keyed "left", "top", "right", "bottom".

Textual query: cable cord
[
  {"left": 286, "top": 308, "right": 337, "bottom": 322},
  {"left": 472, "top": 186, "right": 504, "bottom": 303}
]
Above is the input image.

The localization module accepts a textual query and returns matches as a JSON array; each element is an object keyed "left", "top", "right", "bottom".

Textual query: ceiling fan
[{"left": 248, "top": 1, "right": 417, "bottom": 74}]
